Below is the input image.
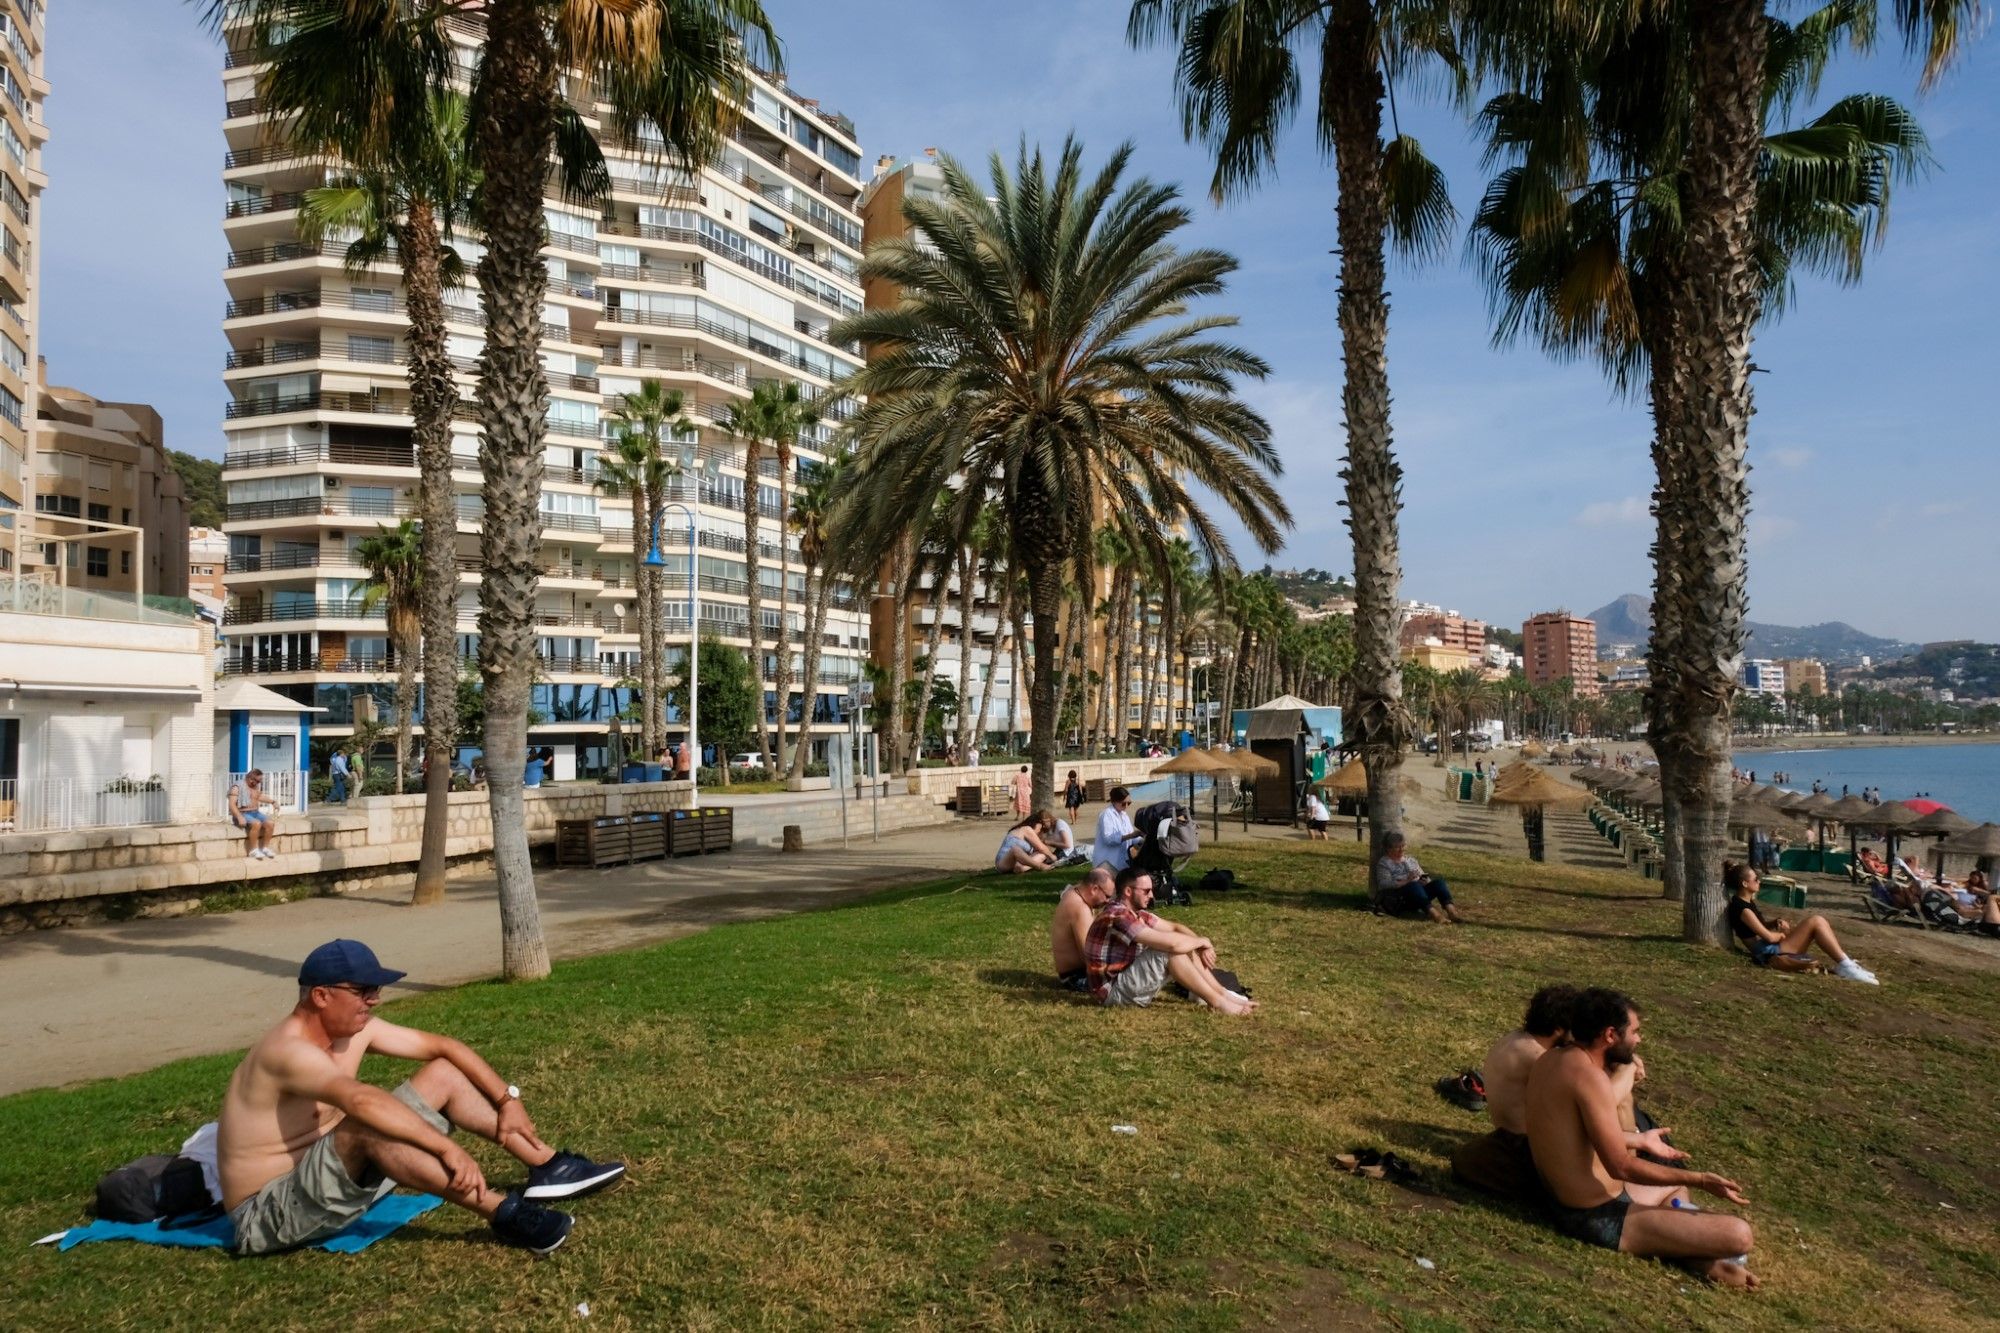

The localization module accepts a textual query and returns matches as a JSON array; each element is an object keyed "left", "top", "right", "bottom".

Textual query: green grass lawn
[{"left": 3, "top": 840, "right": 1995, "bottom": 1330}]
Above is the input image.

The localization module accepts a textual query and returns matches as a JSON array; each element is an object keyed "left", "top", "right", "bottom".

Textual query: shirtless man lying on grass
[
  {"left": 1525, "top": 987, "right": 1757, "bottom": 1288},
  {"left": 217, "top": 939, "right": 625, "bottom": 1256},
  {"left": 1050, "top": 867, "right": 1115, "bottom": 992}
]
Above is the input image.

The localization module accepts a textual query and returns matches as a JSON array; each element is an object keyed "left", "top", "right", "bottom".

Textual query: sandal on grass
[{"left": 1333, "top": 1148, "right": 1383, "bottom": 1175}]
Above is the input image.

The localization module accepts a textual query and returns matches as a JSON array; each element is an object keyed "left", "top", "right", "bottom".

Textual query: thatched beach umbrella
[
  {"left": 1780, "top": 791, "right": 1839, "bottom": 868},
  {"left": 1521, "top": 740, "right": 1546, "bottom": 759},
  {"left": 1906, "top": 807, "right": 1974, "bottom": 838},
  {"left": 1853, "top": 800, "right": 1925, "bottom": 870},
  {"left": 1818, "top": 792, "right": 1882, "bottom": 865},
  {"left": 1153, "top": 746, "right": 1232, "bottom": 814},
  {"left": 1315, "top": 756, "right": 1370, "bottom": 798},
  {"left": 1940, "top": 822, "right": 2000, "bottom": 875},
  {"left": 1488, "top": 767, "right": 1593, "bottom": 862}
]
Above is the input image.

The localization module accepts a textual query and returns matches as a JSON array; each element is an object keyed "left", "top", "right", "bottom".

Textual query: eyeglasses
[{"left": 329, "top": 983, "right": 382, "bottom": 1001}]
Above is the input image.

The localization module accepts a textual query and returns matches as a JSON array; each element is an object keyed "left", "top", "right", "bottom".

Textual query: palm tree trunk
[
  {"left": 635, "top": 472, "right": 658, "bottom": 764},
  {"left": 952, "top": 542, "right": 976, "bottom": 762},
  {"left": 1639, "top": 271, "right": 1688, "bottom": 903},
  {"left": 393, "top": 630, "right": 415, "bottom": 795},
  {"left": 791, "top": 566, "right": 835, "bottom": 782},
  {"left": 773, "top": 445, "right": 793, "bottom": 773},
  {"left": 1666, "top": 0, "right": 1767, "bottom": 944},
  {"left": 741, "top": 440, "right": 770, "bottom": 773},
  {"left": 470, "top": 0, "right": 552, "bottom": 981},
  {"left": 908, "top": 558, "right": 949, "bottom": 769},
  {"left": 884, "top": 533, "right": 914, "bottom": 773},
  {"left": 1025, "top": 558, "right": 1063, "bottom": 811},
  {"left": 1327, "top": 1, "right": 1407, "bottom": 859},
  {"left": 1139, "top": 585, "right": 1159, "bottom": 743},
  {"left": 1009, "top": 591, "right": 1029, "bottom": 754},
  {"left": 980, "top": 562, "right": 1011, "bottom": 756},
  {"left": 405, "top": 197, "right": 457, "bottom": 906}
]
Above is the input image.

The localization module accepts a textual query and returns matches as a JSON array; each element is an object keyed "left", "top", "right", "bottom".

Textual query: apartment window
[
  {"left": 347, "top": 334, "right": 396, "bottom": 364},
  {"left": 87, "top": 502, "right": 109, "bottom": 523},
  {"left": 120, "top": 551, "right": 131, "bottom": 575},
  {"left": 34, "top": 493, "right": 78, "bottom": 517},
  {"left": 85, "top": 548, "right": 109, "bottom": 577},
  {"left": 0, "top": 331, "right": 21, "bottom": 376},
  {"left": 0, "top": 384, "right": 19, "bottom": 426},
  {"left": 350, "top": 287, "right": 395, "bottom": 313},
  {"left": 121, "top": 508, "right": 131, "bottom": 525},
  {"left": 88, "top": 460, "right": 113, "bottom": 492}
]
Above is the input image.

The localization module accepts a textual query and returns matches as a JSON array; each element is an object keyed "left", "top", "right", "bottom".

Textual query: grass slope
[{"left": 2, "top": 841, "right": 1995, "bottom": 1330}]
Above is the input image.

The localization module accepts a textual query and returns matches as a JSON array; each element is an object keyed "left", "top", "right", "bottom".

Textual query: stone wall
[{"left": 901, "top": 757, "right": 1166, "bottom": 804}]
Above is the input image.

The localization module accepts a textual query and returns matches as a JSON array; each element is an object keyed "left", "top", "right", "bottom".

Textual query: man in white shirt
[{"left": 1094, "top": 786, "right": 1143, "bottom": 872}]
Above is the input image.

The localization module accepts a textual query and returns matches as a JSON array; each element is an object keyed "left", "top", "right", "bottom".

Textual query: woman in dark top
[
  {"left": 1722, "top": 863, "right": 1878, "bottom": 984},
  {"left": 1063, "top": 769, "right": 1084, "bottom": 822}
]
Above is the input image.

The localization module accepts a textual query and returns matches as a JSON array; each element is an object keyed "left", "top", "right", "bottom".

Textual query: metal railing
[
  {"left": 225, "top": 600, "right": 385, "bottom": 626},
  {"left": 227, "top": 549, "right": 323, "bottom": 573},
  {"left": 226, "top": 391, "right": 415, "bottom": 420},
  {"left": 227, "top": 495, "right": 413, "bottom": 523},
  {"left": 226, "top": 190, "right": 305, "bottom": 219},
  {"left": 0, "top": 775, "right": 175, "bottom": 833},
  {"left": 226, "top": 441, "right": 415, "bottom": 471}
]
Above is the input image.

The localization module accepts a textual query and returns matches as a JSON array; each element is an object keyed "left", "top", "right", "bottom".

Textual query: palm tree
[
  {"left": 789, "top": 447, "right": 848, "bottom": 781},
  {"left": 832, "top": 141, "right": 1288, "bottom": 810},
  {"left": 461, "top": 0, "right": 775, "bottom": 980},
  {"left": 600, "top": 381, "right": 693, "bottom": 764},
  {"left": 1467, "top": 0, "right": 1940, "bottom": 934},
  {"left": 355, "top": 520, "right": 425, "bottom": 796},
  {"left": 207, "top": 0, "right": 467, "bottom": 905},
  {"left": 1130, "top": 0, "right": 1457, "bottom": 857},
  {"left": 719, "top": 380, "right": 820, "bottom": 774}
]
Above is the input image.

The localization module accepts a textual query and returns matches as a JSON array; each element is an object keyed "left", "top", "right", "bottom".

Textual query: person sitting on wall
[{"left": 228, "top": 769, "right": 280, "bottom": 861}]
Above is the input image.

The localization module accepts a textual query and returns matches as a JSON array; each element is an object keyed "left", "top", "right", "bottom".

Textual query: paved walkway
[{"left": 0, "top": 817, "right": 1023, "bottom": 1097}]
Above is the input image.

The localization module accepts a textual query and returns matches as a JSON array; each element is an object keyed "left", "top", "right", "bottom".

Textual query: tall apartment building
[
  {"left": 1739, "top": 659, "right": 1786, "bottom": 697},
  {"left": 218, "top": 18, "right": 871, "bottom": 774},
  {"left": 1400, "top": 611, "right": 1486, "bottom": 673},
  {"left": 188, "top": 526, "right": 228, "bottom": 603},
  {"left": 0, "top": 0, "right": 45, "bottom": 573},
  {"left": 33, "top": 379, "right": 188, "bottom": 598},
  {"left": 1523, "top": 611, "right": 1599, "bottom": 696}
]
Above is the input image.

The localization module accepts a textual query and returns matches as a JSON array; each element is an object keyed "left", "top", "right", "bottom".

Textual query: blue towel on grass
[{"left": 54, "top": 1192, "right": 443, "bottom": 1254}]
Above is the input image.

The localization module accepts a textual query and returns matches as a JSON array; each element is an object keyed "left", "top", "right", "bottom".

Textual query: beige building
[
  {"left": 1524, "top": 611, "right": 1600, "bottom": 696},
  {"left": 188, "top": 525, "right": 228, "bottom": 602},
  {"left": 218, "top": 18, "right": 871, "bottom": 771},
  {"left": 32, "top": 378, "right": 188, "bottom": 598},
  {"left": 0, "top": 0, "right": 45, "bottom": 569},
  {"left": 1774, "top": 658, "right": 1827, "bottom": 696}
]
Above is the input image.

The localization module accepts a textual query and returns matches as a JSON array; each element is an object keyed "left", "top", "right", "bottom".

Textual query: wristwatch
[{"left": 502, "top": 1084, "right": 521, "bottom": 1102}]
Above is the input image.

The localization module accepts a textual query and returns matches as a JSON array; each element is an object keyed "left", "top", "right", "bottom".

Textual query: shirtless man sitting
[
  {"left": 1051, "top": 867, "right": 1115, "bottom": 992},
  {"left": 1525, "top": 987, "right": 1757, "bottom": 1288},
  {"left": 217, "top": 939, "right": 625, "bottom": 1256},
  {"left": 1454, "top": 985, "right": 1683, "bottom": 1197}
]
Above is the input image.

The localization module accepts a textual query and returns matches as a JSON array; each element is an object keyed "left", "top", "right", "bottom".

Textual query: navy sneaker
[
  {"left": 490, "top": 1190, "right": 573, "bottom": 1255},
  {"left": 524, "top": 1150, "right": 627, "bottom": 1201}
]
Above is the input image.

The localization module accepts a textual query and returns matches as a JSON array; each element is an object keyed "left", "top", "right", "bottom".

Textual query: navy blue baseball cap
[{"left": 299, "top": 939, "right": 407, "bottom": 989}]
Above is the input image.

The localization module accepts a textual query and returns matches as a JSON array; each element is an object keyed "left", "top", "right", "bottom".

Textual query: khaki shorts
[
  {"left": 1102, "top": 947, "right": 1170, "bottom": 1007},
  {"left": 229, "top": 1081, "right": 450, "bottom": 1255}
]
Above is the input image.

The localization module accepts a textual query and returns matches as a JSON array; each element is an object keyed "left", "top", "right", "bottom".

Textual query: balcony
[
  {"left": 225, "top": 291, "right": 322, "bottom": 319},
  {"left": 225, "top": 441, "right": 416, "bottom": 471},
  {"left": 227, "top": 241, "right": 324, "bottom": 268},
  {"left": 225, "top": 391, "right": 414, "bottom": 420},
  {"left": 596, "top": 303, "right": 836, "bottom": 379},
  {"left": 225, "top": 190, "right": 305, "bottom": 219},
  {"left": 227, "top": 495, "right": 415, "bottom": 524},
  {"left": 596, "top": 345, "right": 747, "bottom": 387},
  {"left": 225, "top": 600, "right": 386, "bottom": 627},
  {"left": 597, "top": 218, "right": 858, "bottom": 321},
  {"left": 224, "top": 142, "right": 319, "bottom": 170},
  {"left": 596, "top": 260, "right": 703, "bottom": 290},
  {"left": 226, "top": 549, "right": 323, "bottom": 573}
]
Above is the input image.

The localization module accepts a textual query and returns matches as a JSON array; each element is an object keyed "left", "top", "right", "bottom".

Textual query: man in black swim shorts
[{"left": 1523, "top": 989, "right": 1759, "bottom": 1288}]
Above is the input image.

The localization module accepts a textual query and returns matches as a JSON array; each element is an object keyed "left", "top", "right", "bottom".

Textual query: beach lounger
[{"left": 1863, "top": 877, "right": 1927, "bottom": 930}]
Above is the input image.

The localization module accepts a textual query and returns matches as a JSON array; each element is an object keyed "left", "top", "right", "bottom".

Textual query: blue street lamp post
[{"left": 643, "top": 463, "right": 707, "bottom": 806}]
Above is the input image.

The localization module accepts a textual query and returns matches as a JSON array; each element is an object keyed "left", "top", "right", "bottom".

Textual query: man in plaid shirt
[{"left": 1084, "top": 867, "right": 1257, "bottom": 1015}]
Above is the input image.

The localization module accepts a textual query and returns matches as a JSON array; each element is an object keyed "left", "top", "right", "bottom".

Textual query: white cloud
[
  {"left": 1770, "top": 447, "right": 1813, "bottom": 470},
  {"left": 1576, "top": 496, "right": 1648, "bottom": 527}
]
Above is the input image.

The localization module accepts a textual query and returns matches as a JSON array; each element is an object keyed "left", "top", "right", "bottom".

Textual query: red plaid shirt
[{"left": 1084, "top": 902, "right": 1162, "bottom": 998}]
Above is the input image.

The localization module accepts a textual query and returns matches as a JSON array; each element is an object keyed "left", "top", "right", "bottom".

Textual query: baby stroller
[{"left": 1133, "top": 800, "right": 1200, "bottom": 906}]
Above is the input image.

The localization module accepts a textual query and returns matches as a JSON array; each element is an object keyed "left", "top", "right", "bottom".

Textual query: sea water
[{"left": 1734, "top": 743, "right": 2000, "bottom": 824}]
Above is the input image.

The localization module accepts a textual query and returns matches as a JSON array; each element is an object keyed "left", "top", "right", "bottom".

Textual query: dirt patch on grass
[{"left": 980, "top": 1230, "right": 1062, "bottom": 1277}]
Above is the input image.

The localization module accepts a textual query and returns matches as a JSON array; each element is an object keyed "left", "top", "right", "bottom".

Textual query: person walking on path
[
  {"left": 1063, "top": 769, "right": 1084, "bottom": 823},
  {"left": 328, "top": 750, "right": 350, "bottom": 805},
  {"left": 1010, "top": 765, "right": 1033, "bottom": 818},
  {"left": 217, "top": 939, "right": 626, "bottom": 1257}
]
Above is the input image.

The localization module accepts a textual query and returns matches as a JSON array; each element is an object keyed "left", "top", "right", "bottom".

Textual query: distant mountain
[{"left": 1583, "top": 595, "right": 1917, "bottom": 666}]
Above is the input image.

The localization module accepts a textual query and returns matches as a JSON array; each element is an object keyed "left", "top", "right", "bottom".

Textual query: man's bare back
[
  {"left": 1481, "top": 1029, "right": 1549, "bottom": 1136},
  {"left": 218, "top": 1012, "right": 378, "bottom": 1209},
  {"left": 1051, "top": 870, "right": 1114, "bottom": 981}
]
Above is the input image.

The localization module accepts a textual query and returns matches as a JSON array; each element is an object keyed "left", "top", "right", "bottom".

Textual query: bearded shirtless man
[
  {"left": 217, "top": 939, "right": 624, "bottom": 1256},
  {"left": 1524, "top": 988, "right": 1757, "bottom": 1288},
  {"left": 1051, "top": 867, "right": 1115, "bottom": 991},
  {"left": 1457, "top": 985, "right": 1684, "bottom": 1197}
]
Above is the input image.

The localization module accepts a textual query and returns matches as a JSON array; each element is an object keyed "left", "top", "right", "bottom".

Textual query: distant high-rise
[
  {"left": 217, "top": 16, "right": 872, "bottom": 772},
  {"left": 0, "top": 0, "right": 45, "bottom": 570},
  {"left": 1523, "top": 611, "right": 1599, "bottom": 696}
]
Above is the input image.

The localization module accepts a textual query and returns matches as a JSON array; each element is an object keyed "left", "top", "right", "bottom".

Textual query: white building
[
  {"left": 217, "top": 17, "right": 872, "bottom": 774},
  {"left": 1740, "top": 659, "right": 1787, "bottom": 698}
]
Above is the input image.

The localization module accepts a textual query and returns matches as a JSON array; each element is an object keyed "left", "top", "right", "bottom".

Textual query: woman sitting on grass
[
  {"left": 1723, "top": 863, "right": 1878, "bottom": 984},
  {"left": 995, "top": 812, "right": 1058, "bottom": 874}
]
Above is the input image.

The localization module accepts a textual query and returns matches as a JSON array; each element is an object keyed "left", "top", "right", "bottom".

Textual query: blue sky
[{"left": 39, "top": 1, "right": 2000, "bottom": 643}]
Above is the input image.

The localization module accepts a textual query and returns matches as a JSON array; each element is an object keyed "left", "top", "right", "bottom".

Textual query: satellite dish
[{"left": 610, "top": 602, "right": 626, "bottom": 618}]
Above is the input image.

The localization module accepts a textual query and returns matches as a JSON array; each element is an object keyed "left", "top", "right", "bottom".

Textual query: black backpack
[
  {"left": 1199, "top": 868, "right": 1236, "bottom": 894},
  {"left": 94, "top": 1154, "right": 219, "bottom": 1227}
]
